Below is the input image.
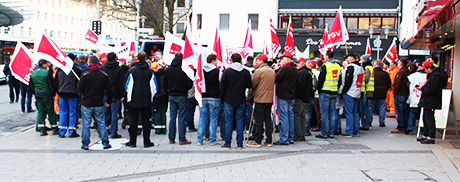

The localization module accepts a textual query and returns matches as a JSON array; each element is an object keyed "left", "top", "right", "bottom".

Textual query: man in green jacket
[{"left": 30, "top": 59, "right": 57, "bottom": 136}]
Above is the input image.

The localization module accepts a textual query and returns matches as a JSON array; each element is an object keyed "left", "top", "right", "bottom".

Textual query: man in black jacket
[
  {"left": 100, "top": 52, "right": 124, "bottom": 138},
  {"left": 163, "top": 52, "right": 193, "bottom": 145},
  {"left": 78, "top": 56, "right": 113, "bottom": 150},
  {"left": 366, "top": 61, "right": 391, "bottom": 128},
  {"left": 220, "top": 53, "right": 252, "bottom": 149},
  {"left": 417, "top": 61, "right": 447, "bottom": 144},
  {"left": 124, "top": 52, "right": 157, "bottom": 148},
  {"left": 293, "top": 58, "right": 313, "bottom": 141}
]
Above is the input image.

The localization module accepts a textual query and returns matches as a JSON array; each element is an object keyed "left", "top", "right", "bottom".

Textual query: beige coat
[{"left": 252, "top": 64, "right": 276, "bottom": 103}]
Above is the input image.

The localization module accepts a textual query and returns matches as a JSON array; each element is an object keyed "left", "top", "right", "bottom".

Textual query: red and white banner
[
  {"left": 195, "top": 37, "right": 206, "bottom": 107},
  {"left": 384, "top": 38, "right": 398, "bottom": 62},
  {"left": 270, "top": 17, "right": 281, "bottom": 57},
  {"left": 322, "top": 6, "right": 349, "bottom": 49},
  {"left": 121, "top": 41, "right": 136, "bottom": 57},
  {"left": 34, "top": 26, "right": 73, "bottom": 74},
  {"left": 271, "top": 85, "right": 279, "bottom": 125},
  {"left": 225, "top": 47, "right": 245, "bottom": 63},
  {"left": 84, "top": 28, "right": 114, "bottom": 53},
  {"left": 213, "top": 27, "right": 225, "bottom": 69},
  {"left": 284, "top": 16, "right": 295, "bottom": 55},
  {"left": 164, "top": 32, "right": 213, "bottom": 66},
  {"left": 10, "top": 42, "right": 38, "bottom": 85},
  {"left": 241, "top": 19, "right": 254, "bottom": 64},
  {"left": 114, "top": 43, "right": 131, "bottom": 59},
  {"left": 182, "top": 22, "right": 196, "bottom": 81},
  {"left": 319, "top": 25, "right": 333, "bottom": 55},
  {"left": 365, "top": 38, "right": 372, "bottom": 55}
]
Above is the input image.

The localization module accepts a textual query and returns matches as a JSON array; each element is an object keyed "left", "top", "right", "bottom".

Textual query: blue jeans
[
  {"left": 20, "top": 83, "right": 33, "bottom": 112},
  {"left": 58, "top": 97, "right": 78, "bottom": 135},
  {"left": 394, "top": 95, "right": 409, "bottom": 131},
  {"left": 197, "top": 99, "right": 221, "bottom": 144},
  {"left": 109, "top": 99, "right": 121, "bottom": 136},
  {"left": 342, "top": 94, "right": 360, "bottom": 135},
  {"left": 359, "top": 96, "right": 368, "bottom": 128},
  {"left": 219, "top": 102, "right": 226, "bottom": 139},
  {"left": 366, "top": 99, "right": 386, "bottom": 126},
  {"left": 168, "top": 96, "right": 188, "bottom": 142},
  {"left": 277, "top": 98, "right": 295, "bottom": 143},
  {"left": 319, "top": 92, "right": 337, "bottom": 137},
  {"left": 186, "top": 98, "right": 197, "bottom": 129},
  {"left": 305, "top": 97, "right": 314, "bottom": 133},
  {"left": 244, "top": 103, "right": 253, "bottom": 130},
  {"left": 81, "top": 106, "right": 109, "bottom": 148},
  {"left": 408, "top": 107, "right": 421, "bottom": 130},
  {"left": 335, "top": 108, "right": 341, "bottom": 133},
  {"left": 224, "top": 102, "right": 245, "bottom": 146}
]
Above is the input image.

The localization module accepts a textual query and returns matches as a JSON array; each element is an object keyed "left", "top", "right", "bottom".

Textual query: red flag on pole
[
  {"left": 270, "top": 17, "right": 281, "bottom": 56},
  {"left": 319, "top": 25, "right": 332, "bottom": 55},
  {"left": 195, "top": 37, "right": 205, "bottom": 107},
  {"left": 365, "top": 38, "right": 372, "bottom": 55},
  {"left": 384, "top": 38, "right": 398, "bottom": 62},
  {"left": 34, "top": 26, "right": 74, "bottom": 74},
  {"left": 284, "top": 16, "right": 294, "bottom": 55},
  {"left": 322, "top": 6, "right": 349, "bottom": 48},
  {"left": 213, "top": 27, "right": 225, "bottom": 69},
  {"left": 10, "top": 42, "right": 38, "bottom": 85},
  {"left": 182, "top": 22, "right": 196, "bottom": 81},
  {"left": 241, "top": 19, "right": 254, "bottom": 63}
]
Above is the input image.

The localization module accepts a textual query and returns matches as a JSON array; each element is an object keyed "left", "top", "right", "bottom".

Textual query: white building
[
  {"left": 191, "top": 0, "right": 278, "bottom": 52},
  {"left": 164, "top": 0, "right": 192, "bottom": 37},
  {"left": 1, "top": 0, "right": 136, "bottom": 51}
]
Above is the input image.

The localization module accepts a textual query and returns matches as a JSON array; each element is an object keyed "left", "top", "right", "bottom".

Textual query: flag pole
[
  {"left": 67, "top": 64, "right": 80, "bottom": 80},
  {"left": 345, "top": 42, "right": 348, "bottom": 55}
]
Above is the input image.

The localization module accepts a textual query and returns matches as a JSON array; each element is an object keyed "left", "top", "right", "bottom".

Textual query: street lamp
[
  {"left": 382, "top": 25, "right": 392, "bottom": 37},
  {"left": 366, "top": 24, "right": 377, "bottom": 38}
]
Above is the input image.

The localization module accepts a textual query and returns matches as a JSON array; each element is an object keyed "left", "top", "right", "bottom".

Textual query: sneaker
[
  {"left": 179, "top": 140, "right": 192, "bottom": 145},
  {"left": 289, "top": 141, "right": 295, "bottom": 144},
  {"left": 196, "top": 142, "right": 202, "bottom": 146},
  {"left": 69, "top": 132, "right": 80, "bottom": 138},
  {"left": 379, "top": 123, "right": 386, "bottom": 127},
  {"left": 264, "top": 142, "right": 273, "bottom": 147},
  {"left": 210, "top": 142, "right": 222, "bottom": 146},
  {"left": 103, "top": 145, "right": 112, "bottom": 149},
  {"left": 391, "top": 129, "right": 404, "bottom": 134},
  {"left": 111, "top": 134, "right": 122, "bottom": 138},
  {"left": 420, "top": 137, "right": 435, "bottom": 144},
  {"left": 246, "top": 141, "right": 261, "bottom": 148},
  {"left": 40, "top": 130, "right": 48, "bottom": 136},
  {"left": 125, "top": 142, "right": 136, "bottom": 147},
  {"left": 339, "top": 134, "right": 353, "bottom": 138},
  {"left": 315, "top": 134, "right": 327, "bottom": 139},
  {"left": 203, "top": 137, "right": 210, "bottom": 141},
  {"left": 237, "top": 145, "right": 244, "bottom": 149},
  {"left": 220, "top": 144, "right": 231, "bottom": 150},
  {"left": 81, "top": 146, "right": 89, "bottom": 150},
  {"left": 416, "top": 136, "right": 427, "bottom": 142},
  {"left": 327, "top": 135, "right": 334, "bottom": 139},
  {"left": 353, "top": 134, "right": 361, "bottom": 137}
]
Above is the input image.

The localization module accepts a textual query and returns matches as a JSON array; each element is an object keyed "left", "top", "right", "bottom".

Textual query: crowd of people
[{"left": 3, "top": 49, "right": 448, "bottom": 150}]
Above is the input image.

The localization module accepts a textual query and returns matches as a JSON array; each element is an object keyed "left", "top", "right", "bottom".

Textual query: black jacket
[
  {"left": 275, "top": 62, "right": 297, "bottom": 100},
  {"left": 295, "top": 66, "right": 313, "bottom": 102},
  {"left": 418, "top": 69, "right": 448, "bottom": 109},
  {"left": 372, "top": 67, "right": 391, "bottom": 99},
  {"left": 394, "top": 66, "right": 410, "bottom": 96},
  {"left": 100, "top": 60, "right": 124, "bottom": 99},
  {"left": 162, "top": 58, "right": 193, "bottom": 96},
  {"left": 220, "top": 63, "right": 252, "bottom": 105},
  {"left": 125, "top": 61, "right": 156, "bottom": 108},
  {"left": 155, "top": 68, "right": 168, "bottom": 100},
  {"left": 54, "top": 65, "right": 83, "bottom": 98},
  {"left": 78, "top": 66, "right": 113, "bottom": 107},
  {"left": 203, "top": 67, "right": 220, "bottom": 99}
]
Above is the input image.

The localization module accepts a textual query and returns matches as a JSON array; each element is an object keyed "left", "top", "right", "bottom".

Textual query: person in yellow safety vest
[
  {"left": 315, "top": 50, "right": 341, "bottom": 139},
  {"left": 358, "top": 54, "right": 373, "bottom": 130},
  {"left": 386, "top": 61, "right": 399, "bottom": 118}
]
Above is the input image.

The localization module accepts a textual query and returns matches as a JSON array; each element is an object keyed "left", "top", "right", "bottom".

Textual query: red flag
[
  {"left": 270, "top": 17, "right": 281, "bottom": 56},
  {"left": 34, "top": 26, "right": 73, "bottom": 74},
  {"left": 365, "top": 38, "right": 372, "bottom": 55},
  {"left": 84, "top": 28, "right": 114, "bottom": 53},
  {"left": 284, "top": 16, "right": 294, "bottom": 55},
  {"left": 121, "top": 41, "right": 136, "bottom": 57},
  {"left": 319, "top": 25, "right": 332, "bottom": 55},
  {"left": 195, "top": 37, "right": 205, "bottom": 107},
  {"left": 182, "top": 22, "right": 195, "bottom": 81},
  {"left": 10, "top": 42, "right": 38, "bottom": 85},
  {"left": 322, "top": 6, "right": 349, "bottom": 48},
  {"left": 241, "top": 19, "right": 254, "bottom": 63},
  {"left": 213, "top": 27, "right": 225, "bottom": 69},
  {"left": 384, "top": 38, "right": 398, "bottom": 62}
]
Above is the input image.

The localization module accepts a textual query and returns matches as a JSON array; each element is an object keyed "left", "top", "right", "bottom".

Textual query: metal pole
[
  {"left": 377, "top": 36, "right": 380, "bottom": 60},
  {"left": 96, "top": 0, "right": 100, "bottom": 55},
  {"left": 136, "top": 0, "right": 140, "bottom": 51}
]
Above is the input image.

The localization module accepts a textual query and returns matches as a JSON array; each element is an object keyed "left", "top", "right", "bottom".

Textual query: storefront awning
[
  {"left": 0, "top": 3, "right": 24, "bottom": 27},
  {"left": 279, "top": 9, "right": 398, "bottom": 17}
]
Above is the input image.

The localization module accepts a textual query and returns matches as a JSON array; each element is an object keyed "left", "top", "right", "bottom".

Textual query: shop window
[
  {"left": 370, "top": 17, "right": 381, "bottom": 29},
  {"left": 292, "top": 17, "right": 302, "bottom": 28},
  {"left": 347, "top": 17, "right": 358, "bottom": 29},
  {"left": 197, "top": 14, "right": 202, "bottom": 30},
  {"left": 176, "top": 23, "right": 185, "bottom": 33},
  {"left": 358, "top": 17, "right": 369, "bottom": 29},
  {"left": 220, "top": 14, "right": 229, "bottom": 30},
  {"left": 303, "top": 17, "right": 313, "bottom": 29},
  {"left": 249, "top": 14, "right": 258, "bottom": 30},
  {"left": 313, "top": 17, "right": 324, "bottom": 29},
  {"left": 280, "top": 17, "right": 289, "bottom": 29},
  {"left": 325, "top": 17, "right": 334, "bottom": 29},
  {"left": 382, "top": 17, "right": 395, "bottom": 29}
]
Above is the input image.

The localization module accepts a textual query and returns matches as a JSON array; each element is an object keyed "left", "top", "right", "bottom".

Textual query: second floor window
[{"left": 220, "top": 14, "right": 229, "bottom": 30}]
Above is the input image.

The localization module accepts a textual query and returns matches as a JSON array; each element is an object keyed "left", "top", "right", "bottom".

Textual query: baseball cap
[
  {"left": 421, "top": 61, "right": 433, "bottom": 70},
  {"left": 413, "top": 59, "right": 421, "bottom": 63},
  {"left": 311, "top": 59, "right": 316, "bottom": 66},
  {"left": 295, "top": 57, "right": 306, "bottom": 63},
  {"left": 280, "top": 52, "right": 293, "bottom": 59},
  {"left": 119, "top": 58, "right": 126, "bottom": 62},
  {"left": 254, "top": 54, "right": 267, "bottom": 61},
  {"left": 99, "top": 53, "right": 107, "bottom": 58}
]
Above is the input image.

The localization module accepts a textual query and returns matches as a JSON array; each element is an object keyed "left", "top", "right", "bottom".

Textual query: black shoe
[
  {"left": 335, "top": 131, "right": 342, "bottom": 135},
  {"left": 359, "top": 127, "right": 369, "bottom": 131},
  {"left": 58, "top": 134, "right": 65, "bottom": 138},
  {"left": 304, "top": 132, "right": 312, "bottom": 136},
  {"left": 221, "top": 144, "right": 231, "bottom": 149},
  {"left": 81, "top": 146, "right": 89, "bottom": 150},
  {"left": 245, "top": 136, "right": 255, "bottom": 140},
  {"left": 40, "top": 130, "right": 48, "bottom": 136},
  {"left": 69, "top": 132, "right": 80, "bottom": 138},
  {"left": 328, "top": 135, "right": 334, "bottom": 138},
  {"left": 103, "top": 145, "right": 112, "bottom": 149},
  {"left": 52, "top": 130, "right": 59, "bottom": 135},
  {"left": 9, "top": 101, "right": 13, "bottom": 103},
  {"left": 294, "top": 136, "right": 306, "bottom": 141},
  {"left": 404, "top": 129, "right": 413, "bottom": 135},
  {"left": 273, "top": 141, "right": 289, "bottom": 145},
  {"left": 90, "top": 125, "right": 96, "bottom": 129},
  {"left": 45, "top": 127, "right": 52, "bottom": 131},
  {"left": 111, "top": 134, "right": 122, "bottom": 139},
  {"left": 27, "top": 110, "right": 36, "bottom": 113},
  {"left": 417, "top": 136, "right": 427, "bottom": 142},
  {"left": 379, "top": 123, "right": 386, "bottom": 127},
  {"left": 125, "top": 142, "right": 136, "bottom": 148},
  {"left": 369, "top": 122, "right": 372, "bottom": 127},
  {"left": 144, "top": 142, "right": 155, "bottom": 148},
  {"left": 315, "top": 134, "right": 327, "bottom": 139},
  {"left": 188, "top": 128, "right": 197, "bottom": 132},
  {"left": 289, "top": 141, "right": 295, "bottom": 144},
  {"left": 421, "top": 138, "right": 435, "bottom": 144}
]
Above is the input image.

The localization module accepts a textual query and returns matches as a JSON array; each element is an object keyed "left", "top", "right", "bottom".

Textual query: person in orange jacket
[{"left": 386, "top": 61, "right": 398, "bottom": 118}]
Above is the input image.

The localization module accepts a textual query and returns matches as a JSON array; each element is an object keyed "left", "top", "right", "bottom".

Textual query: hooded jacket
[
  {"left": 125, "top": 61, "right": 157, "bottom": 108},
  {"left": 220, "top": 62, "right": 252, "bottom": 105},
  {"left": 100, "top": 60, "right": 124, "bottom": 99},
  {"left": 154, "top": 68, "right": 168, "bottom": 100},
  {"left": 393, "top": 66, "right": 410, "bottom": 96},
  {"left": 372, "top": 67, "right": 391, "bottom": 99},
  {"left": 418, "top": 68, "right": 447, "bottom": 109},
  {"left": 54, "top": 65, "right": 83, "bottom": 98},
  {"left": 78, "top": 64, "right": 113, "bottom": 107},
  {"left": 203, "top": 63, "right": 222, "bottom": 99},
  {"left": 162, "top": 58, "right": 193, "bottom": 96},
  {"left": 275, "top": 61, "right": 297, "bottom": 100},
  {"left": 295, "top": 66, "right": 314, "bottom": 102}
]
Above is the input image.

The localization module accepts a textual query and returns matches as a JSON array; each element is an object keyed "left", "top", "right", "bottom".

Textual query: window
[
  {"left": 312, "top": 17, "right": 324, "bottom": 29},
  {"left": 65, "top": 16, "right": 67, "bottom": 24},
  {"left": 52, "top": 14, "right": 54, "bottom": 23},
  {"left": 382, "top": 17, "right": 395, "bottom": 29},
  {"left": 370, "top": 17, "right": 381, "bottom": 29},
  {"left": 71, "top": 17, "right": 73, "bottom": 24},
  {"left": 292, "top": 17, "right": 302, "bottom": 28},
  {"left": 64, "top": 32, "right": 67, "bottom": 40},
  {"left": 29, "top": 27, "right": 32, "bottom": 36},
  {"left": 164, "top": 23, "right": 170, "bottom": 32},
  {"left": 219, "top": 14, "right": 229, "bottom": 30},
  {"left": 49, "top": 30, "right": 53, "bottom": 37},
  {"left": 58, "top": 0, "right": 61, "bottom": 7},
  {"left": 58, "top": 31, "right": 60, "bottom": 39},
  {"left": 44, "top": 13, "right": 47, "bottom": 21},
  {"left": 20, "top": 27, "right": 23, "bottom": 36},
  {"left": 44, "top": 0, "right": 47, "bottom": 5},
  {"left": 325, "top": 17, "right": 334, "bottom": 29},
  {"left": 4, "top": 27, "right": 9, "bottom": 34},
  {"left": 197, "top": 14, "right": 202, "bottom": 29},
  {"left": 347, "top": 17, "right": 358, "bottom": 29},
  {"left": 176, "top": 23, "right": 185, "bottom": 33},
  {"left": 70, "top": 33, "right": 73, "bottom": 40},
  {"left": 358, "top": 17, "right": 369, "bottom": 29},
  {"left": 248, "top": 14, "right": 258, "bottom": 30},
  {"left": 58, "top": 15, "right": 61, "bottom": 23},
  {"left": 302, "top": 17, "right": 313, "bottom": 29},
  {"left": 51, "top": 0, "right": 54, "bottom": 6},
  {"left": 37, "top": 11, "right": 39, "bottom": 20},
  {"left": 177, "top": 0, "right": 185, "bottom": 7},
  {"left": 280, "top": 17, "right": 289, "bottom": 28}
]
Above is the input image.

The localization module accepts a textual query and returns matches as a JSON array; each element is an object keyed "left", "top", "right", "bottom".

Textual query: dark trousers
[
  {"left": 422, "top": 108, "right": 436, "bottom": 138},
  {"left": 254, "top": 103, "right": 273, "bottom": 144},
  {"left": 186, "top": 98, "right": 197, "bottom": 129},
  {"left": 313, "top": 98, "right": 321, "bottom": 128},
  {"left": 128, "top": 107, "right": 152, "bottom": 145},
  {"left": 20, "top": 83, "right": 33, "bottom": 112},
  {"left": 8, "top": 76, "right": 20, "bottom": 102}
]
